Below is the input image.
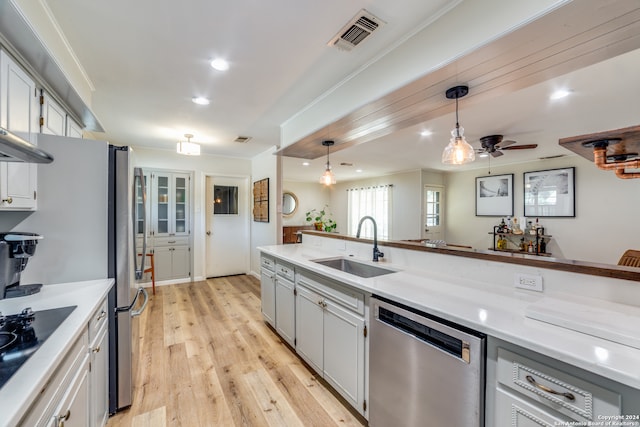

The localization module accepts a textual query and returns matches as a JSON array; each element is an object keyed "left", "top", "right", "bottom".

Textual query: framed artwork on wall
[
  {"left": 475, "top": 174, "right": 514, "bottom": 216},
  {"left": 252, "top": 178, "right": 269, "bottom": 222},
  {"left": 524, "top": 167, "right": 575, "bottom": 217}
]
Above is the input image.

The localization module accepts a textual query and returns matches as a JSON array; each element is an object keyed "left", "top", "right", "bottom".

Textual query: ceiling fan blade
[
  {"left": 501, "top": 144, "right": 538, "bottom": 150},
  {"left": 490, "top": 150, "right": 504, "bottom": 157},
  {"left": 498, "top": 139, "right": 517, "bottom": 148}
]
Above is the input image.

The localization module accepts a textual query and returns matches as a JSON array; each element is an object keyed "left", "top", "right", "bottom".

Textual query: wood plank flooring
[{"left": 107, "top": 275, "right": 366, "bottom": 427}]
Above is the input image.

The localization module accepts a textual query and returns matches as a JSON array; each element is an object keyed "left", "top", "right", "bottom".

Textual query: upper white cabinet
[
  {"left": 151, "top": 171, "right": 190, "bottom": 237},
  {"left": 0, "top": 50, "right": 39, "bottom": 210},
  {"left": 40, "top": 90, "right": 84, "bottom": 138}
]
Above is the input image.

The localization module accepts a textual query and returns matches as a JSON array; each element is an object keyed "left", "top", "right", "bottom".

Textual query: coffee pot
[{"left": 0, "top": 232, "right": 43, "bottom": 299}]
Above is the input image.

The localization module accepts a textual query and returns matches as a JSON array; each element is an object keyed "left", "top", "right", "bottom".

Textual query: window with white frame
[{"left": 347, "top": 185, "right": 392, "bottom": 240}]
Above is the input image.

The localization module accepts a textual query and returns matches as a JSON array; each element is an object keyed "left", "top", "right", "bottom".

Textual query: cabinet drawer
[
  {"left": 296, "top": 270, "right": 365, "bottom": 315},
  {"left": 495, "top": 388, "right": 568, "bottom": 427},
  {"left": 497, "top": 348, "right": 621, "bottom": 422},
  {"left": 276, "top": 261, "right": 295, "bottom": 281},
  {"left": 153, "top": 236, "right": 189, "bottom": 247},
  {"left": 261, "top": 255, "right": 275, "bottom": 271},
  {"left": 88, "top": 298, "right": 108, "bottom": 344}
]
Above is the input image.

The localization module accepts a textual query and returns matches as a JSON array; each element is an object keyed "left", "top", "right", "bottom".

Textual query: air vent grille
[
  {"left": 329, "top": 9, "right": 385, "bottom": 51},
  {"left": 234, "top": 136, "right": 252, "bottom": 143}
]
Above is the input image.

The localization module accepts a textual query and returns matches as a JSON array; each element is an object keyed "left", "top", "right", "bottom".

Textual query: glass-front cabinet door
[
  {"left": 151, "top": 172, "right": 190, "bottom": 237},
  {"left": 135, "top": 174, "right": 149, "bottom": 236}
]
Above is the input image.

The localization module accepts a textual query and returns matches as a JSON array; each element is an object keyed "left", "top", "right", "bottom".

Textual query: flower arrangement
[{"left": 305, "top": 205, "right": 337, "bottom": 232}]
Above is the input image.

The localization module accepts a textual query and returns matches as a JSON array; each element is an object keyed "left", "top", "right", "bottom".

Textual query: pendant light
[
  {"left": 319, "top": 140, "right": 336, "bottom": 185},
  {"left": 442, "top": 85, "right": 475, "bottom": 165},
  {"left": 177, "top": 133, "right": 200, "bottom": 156}
]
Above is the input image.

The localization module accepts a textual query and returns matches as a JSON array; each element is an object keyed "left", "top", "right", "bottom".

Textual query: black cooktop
[{"left": 0, "top": 305, "right": 76, "bottom": 388}]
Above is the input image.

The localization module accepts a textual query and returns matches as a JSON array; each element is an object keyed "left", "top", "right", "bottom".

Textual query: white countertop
[
  {"left": 259, "top": 244, "right": 640, "bottom": 390},
  {"left": 0, "top": 278, "right": 114, "bottom": 427}
]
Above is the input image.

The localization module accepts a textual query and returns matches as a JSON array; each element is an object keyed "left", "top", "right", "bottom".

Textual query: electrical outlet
[{"left": 514, "top": 273, "right": 543, "bottom": 292}]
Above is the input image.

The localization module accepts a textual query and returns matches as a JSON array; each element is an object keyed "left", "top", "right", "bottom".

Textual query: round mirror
[{"left": 282, "top": 191, "right": 298, "bottom": 217}]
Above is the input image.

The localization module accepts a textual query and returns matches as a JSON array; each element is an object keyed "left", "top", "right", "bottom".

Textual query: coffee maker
[{"left": 0, "top": 232, "right": 43, "bottom": 299}]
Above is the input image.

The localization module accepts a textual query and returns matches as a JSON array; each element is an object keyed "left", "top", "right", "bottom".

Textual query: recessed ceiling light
[
  {"left": 210, "top": 58, "right": 229, "bottom": 71},
  {"left": 302, "top": 162, "right": 310, "bottom": 166},
  {"left": 420, "top": 130, "right": 432, "bottom": 137},
  {"left": 550, "top": 89, "right": 571, "bottom": 100},
  {"left": 356, "top": 169, "right": 363, "bottom": 173},
  {"left": 192, "top": 96, "right": 210, "bottom": 105}
]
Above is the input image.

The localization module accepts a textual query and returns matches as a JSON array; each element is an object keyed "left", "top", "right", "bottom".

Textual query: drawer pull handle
[
  {"left": 92, "top": 345, "right": 101, "bottom": 353},
  {"left": 57, "top": 409, "right": 70, "bottom": 427},
  {"left": 96, "top": 310, "right": 106, "bottom": 321},
  {"left": 525, "top": 375, "right": 575, "bottom": 401}
]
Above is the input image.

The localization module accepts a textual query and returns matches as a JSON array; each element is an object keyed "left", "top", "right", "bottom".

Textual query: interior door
[
  {"left": 205, "top": 175, "right": 249, "bottom": 277},
  {"left": 422, "top": 185, "right": 444, "bottom": 241}
]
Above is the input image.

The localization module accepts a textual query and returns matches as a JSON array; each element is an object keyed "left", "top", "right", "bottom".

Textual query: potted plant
[{"left": 305, "top": 205, "right": 337, "bottom": 232}]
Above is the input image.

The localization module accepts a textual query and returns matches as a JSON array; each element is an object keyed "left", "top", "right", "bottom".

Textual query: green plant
[{"left": 305, "top": 205, "right": 337, "bottom": 232}]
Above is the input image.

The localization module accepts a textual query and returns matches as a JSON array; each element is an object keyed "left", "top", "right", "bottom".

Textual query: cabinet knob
[
  {"left": 2, "top": 197, "right": 13, "bottom": 204},
  {"left": 96, "top": 310, "right": 106, "bottom": 321}
]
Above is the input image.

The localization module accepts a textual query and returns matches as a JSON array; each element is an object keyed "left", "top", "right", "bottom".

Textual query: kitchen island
[
  {"left": 259, "top": 232, "right": 640, "bottom": 424},
  {"left": 0, "top": 278, "right": 113, "bottom": 427}
]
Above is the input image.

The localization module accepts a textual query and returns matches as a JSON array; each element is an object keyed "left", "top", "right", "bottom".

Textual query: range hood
[{"left": 0, "top": 128, "right": 53, "bottom": 164}]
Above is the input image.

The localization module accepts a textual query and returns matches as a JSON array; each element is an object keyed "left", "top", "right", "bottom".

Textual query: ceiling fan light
[{"left": 442, "top": 126, "right": 475, "bottom": 165}]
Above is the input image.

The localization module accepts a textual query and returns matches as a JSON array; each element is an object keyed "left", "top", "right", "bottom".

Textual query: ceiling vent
[
  {"left": 234, "top": 136, "right": 252, "bottom": 143},
  {"left": 328, "top": 9, "right": 385, "bottom": 51}
]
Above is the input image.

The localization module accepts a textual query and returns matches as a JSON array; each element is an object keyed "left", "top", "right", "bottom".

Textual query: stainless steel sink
[{"left": 312, "top": 257, "right": 396, "bottom": 278}]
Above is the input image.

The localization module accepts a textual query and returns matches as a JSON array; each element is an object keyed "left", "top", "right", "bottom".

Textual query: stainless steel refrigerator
[{"left": 11, "top": 135, "right": 149, "bottom": 414}]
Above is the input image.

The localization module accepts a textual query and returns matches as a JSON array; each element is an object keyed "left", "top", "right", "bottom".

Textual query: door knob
[
  {"left": 2, "top": 197, "right": 12, "bottom": 204},
  {"left": 206, "top": 231, "right": 211, "bottom": 236}
]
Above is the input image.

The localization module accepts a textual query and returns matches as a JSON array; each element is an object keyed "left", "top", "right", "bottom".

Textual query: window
[
  {"left": 347, "top": 185, "right": 392, "bottom": 240},
  {"left": 425, "top": 189, "right": 440, "bottom": 227},
  {"left": 213, "top": 185, "right": 238, "bottom": 214}
]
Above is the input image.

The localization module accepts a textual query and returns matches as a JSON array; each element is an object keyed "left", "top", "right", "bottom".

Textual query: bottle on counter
[
  {"left": 528, "top": 241, "right": 534, "bottom": 253},
  {"left": 519, "top": 238, "right": 527, "bottom": 252},
  {"left": 539, "top": 238, "right": 546, "bottom": 253},
  {"left": 497, "top": 235, "right": 507, "bottom": 250}
]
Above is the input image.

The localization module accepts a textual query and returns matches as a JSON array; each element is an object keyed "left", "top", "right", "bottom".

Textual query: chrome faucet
[{"left": 356, "top": 216, "right": 384, "bottom": 262}]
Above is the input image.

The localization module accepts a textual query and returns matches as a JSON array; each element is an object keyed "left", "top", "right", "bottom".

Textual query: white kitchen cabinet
[
  {"left": 89, "top": 299, "right": 109, "bottom": 427},
  {"left": 48, "top": 357, "right": 90, "bottom": 427},
  {"left": 275, "top": 261, "right": 295, "bottom": 346},
  {"left": 150, "top": 171, "right": 190, "bottom": 238},
  {"left": 40, "top": 91, "right": 66, "bottom": 136},
  {"left": 294, "top": 284, "right": 324, "bottom": 373},
  {"left": 260, "top": 255, "right": 276, "bottom": 327},
  {"left": 0, "top": 49, "right": 39, "bottom": 210},
  {"left": 295, "top": 270, "right": 367, "bottom": 415},
  {"left": 66, "top": 117, "right": 83, "bottom": 138},
  {"left": 153, "top": 243, "right": 190, "bottom": 281}
]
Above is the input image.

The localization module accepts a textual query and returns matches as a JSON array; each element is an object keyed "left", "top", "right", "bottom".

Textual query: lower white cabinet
[
  {"left": 275, "top": 261, "right": 296, "bottom": 347},
  {"left": 260, "top": 267, "right": 276, "bottom": 327},
  {"left": 19, "top": 298, "right": 109, "bottom": 427},
  {"left": 154, "top": 245, "right": 190, "bottom": 281},
  {"left": 295, "top": 271, "right": 367, "bottom": 416}
]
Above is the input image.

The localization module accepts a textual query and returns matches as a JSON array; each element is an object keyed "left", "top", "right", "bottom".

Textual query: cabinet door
[
  {"left": 135, "top": 173, "right": 150, "bottom": 237},
  {"left": 90, "top": 326, "right": 109, "bottom": 427},
  {"left": 0, "top": 50, "right": 38, "bottom": 210},
  {"left": 41, "top": 93, "right": 66, "bottom": 136},
  {"left": 153, "top": 247, "right": 173, "bottom": 281},
  {"left": 173, "top": 173, "right": 189, "bottom": 236},
  {"left": 275, "top": 277, "right": 295, "bottom": 346},
  {"left": 171, "top": 245, "right": 190, "bottom": 279},
  {"left": 323, "top": 299, "right": 365, "bottom": 410},
  {"left": 260, "top": 268, "right": 276, "bottom": 327},
  {"left": 495, "top": 388, "right": 567, "bottom": 427},
  {"left": 66, "top": 117, "right": 83, "bottom": 138},
  {"left": 48, "top": 356, "right": 90, "bottom": 427},
  {"left": 295, "top": 284, "right": 324, "bottom": 374},
  {"left": 152, "top": 173, "right": 171, "bottom": 236}
]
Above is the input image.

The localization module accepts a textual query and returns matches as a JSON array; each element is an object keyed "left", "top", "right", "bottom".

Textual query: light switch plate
[{"left": 514, "top": 273, "right": 543, "bottom": 292}]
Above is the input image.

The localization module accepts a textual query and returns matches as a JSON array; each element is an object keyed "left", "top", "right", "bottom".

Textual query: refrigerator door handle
[
  {"left": 133, "top": 167, "right": 147, "bottom": 280},
  {"left": 115, "top": 287, "right": 149, "bottom": 316}
]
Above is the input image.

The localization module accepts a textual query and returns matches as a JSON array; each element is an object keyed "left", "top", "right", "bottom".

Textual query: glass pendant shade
[
  {"left": 442, "top": 126, "right": 475, "bottom": 165},
  {"left": 320, "top": 164, "right": 336, "bottom": 185}
]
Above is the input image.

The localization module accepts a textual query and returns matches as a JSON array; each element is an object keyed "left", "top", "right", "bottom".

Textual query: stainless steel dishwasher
[{"left": 370, "top": 295, "right": 486, "bottom": 426}]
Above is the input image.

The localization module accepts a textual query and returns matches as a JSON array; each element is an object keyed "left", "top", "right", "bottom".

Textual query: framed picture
[
  {"left": 252, "top": 178, "right": 269, "bottom": 222},
  {"left": 524, "top": 167, "right": 575, "bottom": 217},
  {"left": 475, "top": 174, "right": 514, "bottom": 216}
]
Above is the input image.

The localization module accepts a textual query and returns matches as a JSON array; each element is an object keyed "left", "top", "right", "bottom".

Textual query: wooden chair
[
  {"left": 138, "top": 253, "right": 156, "bottom": 294},
  {"left": 617, "top": 249, "right": 640, "bottom": 268}
]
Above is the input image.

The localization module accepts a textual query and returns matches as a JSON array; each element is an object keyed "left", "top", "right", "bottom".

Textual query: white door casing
[{"left": 205, "top": 175, "right": 250, "bottom": 277}]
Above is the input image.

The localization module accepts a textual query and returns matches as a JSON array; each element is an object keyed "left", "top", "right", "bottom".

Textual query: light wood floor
[{"left": 107, "top": 275, "right": 366, "bottom": 427}]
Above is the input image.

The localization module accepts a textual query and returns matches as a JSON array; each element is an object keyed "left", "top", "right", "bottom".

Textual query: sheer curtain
[{"left": 347, "top": 185, "right": 392, "bottom": 240}]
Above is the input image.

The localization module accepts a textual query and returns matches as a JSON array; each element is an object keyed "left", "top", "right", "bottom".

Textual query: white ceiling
[{"left": 42, "top": 0, "right": 640, "bottom": 182}]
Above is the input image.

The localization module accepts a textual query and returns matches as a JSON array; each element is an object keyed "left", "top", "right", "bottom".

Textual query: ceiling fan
[{"left": 477, "top": 135, "right": 538, "bottom": 157}]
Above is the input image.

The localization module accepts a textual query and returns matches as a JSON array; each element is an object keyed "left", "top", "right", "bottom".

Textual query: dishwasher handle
[{"left": 377, "top": 305, "right": 472, "bottom": 364}]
